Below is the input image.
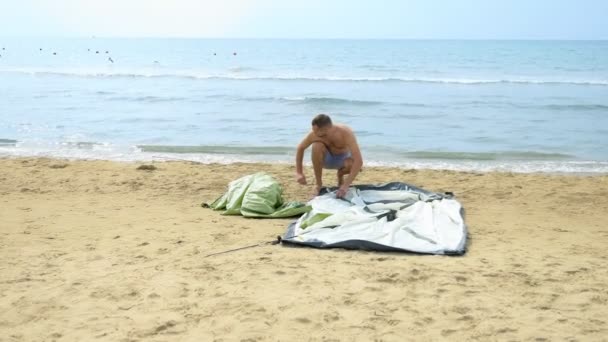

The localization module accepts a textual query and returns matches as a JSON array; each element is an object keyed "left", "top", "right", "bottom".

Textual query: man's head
[{"left": 312, "top": 114, "right": 332, "bottom": 137}]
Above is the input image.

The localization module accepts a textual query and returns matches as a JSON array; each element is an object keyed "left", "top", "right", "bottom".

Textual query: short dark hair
[{"left": 311, "top": 114, "right": 332, "bottom": 128}]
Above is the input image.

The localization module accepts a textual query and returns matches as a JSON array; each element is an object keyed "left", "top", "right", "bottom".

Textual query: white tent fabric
[{"left": 282, "top": 183, "right": 467, "bottom": 255}]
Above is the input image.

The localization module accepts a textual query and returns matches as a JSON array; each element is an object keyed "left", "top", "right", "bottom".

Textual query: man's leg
[
  {"left": 337, "top": 157, "right": 353, "bottom": 186},
  {"left": 311, "top": 142, "right": 326, "bottom": 195}
]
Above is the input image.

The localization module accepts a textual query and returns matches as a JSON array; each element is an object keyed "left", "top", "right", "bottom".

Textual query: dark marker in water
[
  {"left": 108, "top": 57, "right": 114, "bottom": 63},
  {"left": 53, "top": 52, "right": 57, "bottom": 55},
  {"left": 96, "top": 51, "right": 99, "bottom": 54},
  {"left": 40, "top": 48, "right": 43, "bottom": 51},
  {"left": 105, "top": 51, "right": 109, "bottom": 54},
  {"left": 233, "top": 52, "right": 237, "bottom": 56}
]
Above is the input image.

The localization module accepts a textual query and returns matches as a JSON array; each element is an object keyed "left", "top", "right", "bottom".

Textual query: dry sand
[{"left": 1, "top": 157, "right": 607, "bottom": 341}]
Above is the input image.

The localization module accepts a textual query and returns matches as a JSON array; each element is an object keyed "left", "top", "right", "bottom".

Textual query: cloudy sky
[{"left": 1, "top": 0, "right": 607, "bottom": 39}]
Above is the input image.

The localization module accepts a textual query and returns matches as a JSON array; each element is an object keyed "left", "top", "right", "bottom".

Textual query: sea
[{"left": 1, "top": 38, "right": 607, "bottom": 173}]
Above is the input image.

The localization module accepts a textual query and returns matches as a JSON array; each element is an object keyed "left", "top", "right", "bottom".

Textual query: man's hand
[
  {"left": 296, "top": 173, "right": 307, "bottom": 185},
  {"left": 336, "top": 184, "right": 349, "bottom": 198}
]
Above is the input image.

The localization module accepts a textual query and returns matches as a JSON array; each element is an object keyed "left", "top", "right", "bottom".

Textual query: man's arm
[
  {"left": 343, "top": 130, "right": 363, "bottom": 187},
  {"left": 295, "top": 132, "right": 314, "bottom": 183}
]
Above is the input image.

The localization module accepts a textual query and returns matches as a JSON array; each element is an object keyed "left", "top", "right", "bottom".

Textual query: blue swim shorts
[{"left": 324, "top": 151, "right": 352, "bottom": 170}]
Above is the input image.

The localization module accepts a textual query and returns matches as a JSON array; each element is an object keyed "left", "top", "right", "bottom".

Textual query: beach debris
[
  {"left": 49, "top": 163, "right": 68, "bottom": 169},
  {"left": 136, "top": 164, "right": 157, "bottom": 171}
]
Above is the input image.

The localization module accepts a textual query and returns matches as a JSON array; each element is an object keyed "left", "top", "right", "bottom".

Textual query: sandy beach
[{"left": 1, "top": 157, "right": 607, "bottom": 341}]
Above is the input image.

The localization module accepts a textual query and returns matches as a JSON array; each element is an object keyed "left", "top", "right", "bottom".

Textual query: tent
[
  {"left": 281, "top": 182, "right": 467, "bottom": 255},
  {"left": 204, "top": 172, "right": 310, "bottom": 218}
]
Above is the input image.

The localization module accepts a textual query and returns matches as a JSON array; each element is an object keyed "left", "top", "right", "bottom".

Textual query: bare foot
[{"left": 310, "top": 185, "right": 322, "bottom": 199}]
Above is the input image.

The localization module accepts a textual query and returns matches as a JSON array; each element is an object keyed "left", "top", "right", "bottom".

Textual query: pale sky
[{"left": 1, "top": 0, "right": 607, "bottom": 39}]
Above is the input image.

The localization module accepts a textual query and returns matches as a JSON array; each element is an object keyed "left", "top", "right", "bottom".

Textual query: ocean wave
[
  {"left": 356, "top": 64, "right": 402, "bottom": 73},
  {"left": 227, "top": 66, "right": 258, "bottom": 73},
  {"left": 542, "top": 104, "right": 608, "bottom": 111},
  {"left": 138, "top": 145, "right": 576, "bottom": 161},
  {"left": 106, "top": 95, "right": 188, "bottom": 103},
  {"left": 3, "top": 139, "right": 583, "bottom": 162},
  {"left": 2, "top": 68, "right": 607, "bottom": 86},
  {"left": 279, "top": 96, "right": 383, "bottom": 106},
  {"left": 0, "top": 139, "right": 18, "bottom": 146},
  {"left": 137, "top": 144, "right": 294, "bottom": 155},
  {"left": 447, "top": 101, "right": 608, "bottom": 111},
  {"left": 230, "top": 95, "right": 427, "bottom": 107},
  {"left": 2, "top": 145, "right": 607, "bottom": 174},
  {"left": 60, "top": 141, "right": 105, "bottom": 149},
  {"left": 380, "top": 150, "right": 576, "bottom": 161},
  {"left": 235, "top": 95, "right": 387, "bottom": 106},
  {"left": 363, "top": 160, "right": 608, "bottom": 174},
  {"left": 117, "top": 117, "right": 178, "bottom": 123}
]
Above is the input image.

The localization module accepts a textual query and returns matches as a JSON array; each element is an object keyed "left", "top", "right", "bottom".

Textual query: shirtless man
[{"left": 295, "top": 114, "right": 363, "bottom": 198}]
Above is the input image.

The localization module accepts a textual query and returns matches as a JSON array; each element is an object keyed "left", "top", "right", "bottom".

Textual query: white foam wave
[
  {"left": 2, "top": 67, "right": 607, "bottom": 86},
  {"left": 2, "top": 144, "right": 607, "bottom": 174}
]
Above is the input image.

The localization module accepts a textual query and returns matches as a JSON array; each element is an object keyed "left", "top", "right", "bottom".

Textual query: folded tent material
[
  {"left": 282, "top": 182, "right": 467, "bottom": 255},
  {"left": 204, "top": 172, "right": 311, "bottom": 218}
]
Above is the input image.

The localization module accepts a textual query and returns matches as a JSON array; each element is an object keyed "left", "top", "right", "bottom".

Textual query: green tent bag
[{"left": 204, "top": 172, "right": 310, "bottom": 218}]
